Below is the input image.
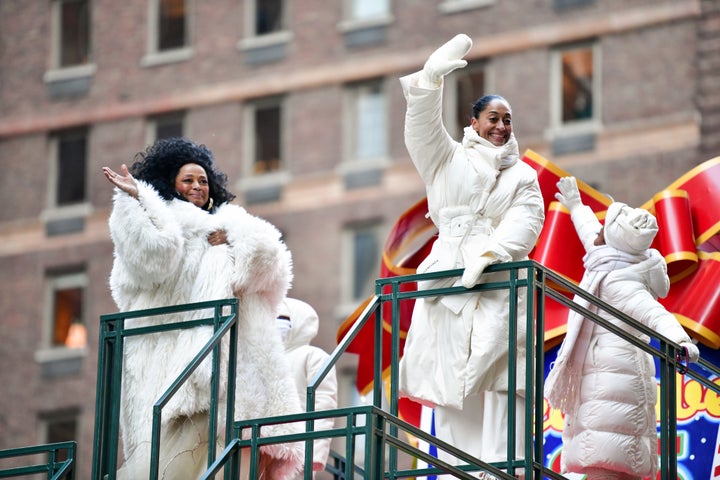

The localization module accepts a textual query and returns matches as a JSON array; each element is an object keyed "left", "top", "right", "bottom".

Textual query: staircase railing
[
  {"left": 0, "top": 441, "right": 76, "bottom": 479},
  {"left": 4, "top": 260, "right": 717, "bottom": 479}
]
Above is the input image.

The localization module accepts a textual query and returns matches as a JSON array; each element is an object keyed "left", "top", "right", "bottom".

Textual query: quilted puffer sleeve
[{"left": 400, "top": 71, "right": 458, "bottom": 186}]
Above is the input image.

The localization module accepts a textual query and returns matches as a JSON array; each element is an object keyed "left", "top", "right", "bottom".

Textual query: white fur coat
[{"left": 108, "top": 181, "right": 303, "bottom": 478}]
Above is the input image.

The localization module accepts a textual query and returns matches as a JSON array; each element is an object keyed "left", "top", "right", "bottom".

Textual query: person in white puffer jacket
[
  {"left": 398, "top": 34, "right": 545, "bottom": 478},
  {"left": 276, "top": 298, "right": 338, "bottom": 478},
  {"left": 544, "top": 176, "right": 699, "bottom": 480}
]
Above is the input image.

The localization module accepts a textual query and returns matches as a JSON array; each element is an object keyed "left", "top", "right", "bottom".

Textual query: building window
[
  {"left": 55, "top": 0, "right": 90, "bottom": 68},
  {"left": 346, "top": 0, "right": 390, "bottom": 21},
  {"left": 344, "top": 80, "right": 387, "bottom": 163},
  {"left": 255, "top": 0, "right": 285, "bottom": 36},
  {"left": 157, "top": 0, "right": 187, "bottom": 51},
  {"left": 148, "top": 112, "right": 185, "bottom": 143},
  {"left": 40, "top": 410, "right": 79, "bottom": 462},
  {"left": 448, "top": 64, "right": 485, "bottom": 140},
  {"left": 245, "top": 97, "right": 283, "bottom": 175},
  {"left": 341, "top": 222, "right": 382, "bottom": 304},
  {"left": 554, "top": 43, "right": 598, "bottom": 126},
  {"left": 47, "top": 271, "right": 87, "bottom": 350},
  {"left": 53, "top": 129, "right": 87, "bottom": 207}
]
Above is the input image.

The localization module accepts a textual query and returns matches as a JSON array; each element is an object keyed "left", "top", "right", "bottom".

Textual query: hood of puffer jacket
[
  {"left": 277, "top": 297, "right": 319, "bottom": 351},
  {"left": 610, "top": 248, "right": 670, "bottom": 299}
]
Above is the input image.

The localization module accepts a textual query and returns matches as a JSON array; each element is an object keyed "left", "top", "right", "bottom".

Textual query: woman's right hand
[{"left": 103, "top": 164, "right": 138, "bottom": 198}]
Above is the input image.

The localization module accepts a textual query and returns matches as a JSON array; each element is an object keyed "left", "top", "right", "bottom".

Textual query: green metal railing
[
  {"left": 197, "top": 260, "right": 720, "bottom": 479},
  {"left": 91, "top": 298, "right": 239, "bottom": 480},
  {"left": 4, "top": 260, "right": 718, "bottom": 479},
  {"left": 0, "top": 442, "right": 76, "bottom": 479}
]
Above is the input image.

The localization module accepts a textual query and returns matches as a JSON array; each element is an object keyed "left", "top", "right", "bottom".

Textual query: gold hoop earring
[{"left": 206, "top": 198, "right": 214, "bottom": 210}]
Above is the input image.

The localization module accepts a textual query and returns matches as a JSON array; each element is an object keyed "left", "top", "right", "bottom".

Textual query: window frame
[
  {"left": 239, "top": 96, "right": 289, "bottom": 191},
  {"left": 339, "top": 221, "right": 383, "bottom": 312},
  {"left": 146, "top": 111, "right": 186, "bottom": 144},
  {"left": 141, "top": 0, "right": 194, "bottom": 67},
  {"left": 44, "top": 0, "right": 96, "bottom": 85},
  {"left": 340, "top": 79, "right": 389, "bottom": 172},
  {"left": 41, "top": 128, "right": 92, "bottom": 225},
  {"left": 35, "top": 270, "right": 89, "bottom": 364},
  {"left": 443, "top": 62, "right": 489, "bottom": 141},
  {"left": 549, "top": 41, "right": 602, "bottom": 135}
]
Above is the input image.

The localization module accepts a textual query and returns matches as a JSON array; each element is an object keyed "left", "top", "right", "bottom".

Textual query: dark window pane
[
  {"left": 561, "top": 48, "right": 594, "bottom": 123},
  {"left": 56, "top": 132, "right": 87, "bottom": 205},
  {"left": 60, "top": 0, "right": 90, "bottom": 67},
  {"left": 254, "top": 105, "right": 281, "bottom": 174},
  {"left": 156, "top": 117, "right": 184, "bottom": 140},
  {"left": 47, "top": 418, "right": 77, "bottom": 462},
  {"left": 256, "top": 0, "right": 283, "bottom": 35},
  {"left": 353, "top": 229, "right": 378, "bottom": 299},
  {"left": 455, "top": 68, "right": 485, "bottom": 137},
  {"left": 159, "top": 0, "right": 186, "bottom": 51}
]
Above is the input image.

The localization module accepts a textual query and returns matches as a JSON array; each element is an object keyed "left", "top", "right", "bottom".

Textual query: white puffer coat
[
  {"left": 278, "top": 298, "right": 338, "bottom": 475},
  {"left": 398, "top": 71, "right": 545, "bottom": 410},
  {"left": 108, "top": 181, "right": 303, "bottom": 479},
  {"left": 545, "top": 205, "right": 693, "bottom": 477}
]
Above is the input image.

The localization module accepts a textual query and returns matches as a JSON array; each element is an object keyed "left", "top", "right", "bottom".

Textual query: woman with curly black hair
[{"left": 103, "top": 137, "right": 303, "bottom": 479}]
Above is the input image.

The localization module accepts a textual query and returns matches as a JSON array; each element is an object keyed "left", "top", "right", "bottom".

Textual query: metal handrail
[
  {"left": 7, "top": 260, "right": 714, "bottom": 479},
  {"left": 0, "top": 441, "right": 76, "bottom": 479},
  {"left": 91, "top": 298, "right": 239, "bottom": 480}
]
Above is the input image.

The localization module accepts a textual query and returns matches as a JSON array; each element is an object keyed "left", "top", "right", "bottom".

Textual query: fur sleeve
[
  {"left": 214, "top": 204, "right": 293, "bottom": 309},
  {"left": 109, "top": 181, "right": 185, "bottom": 286}
]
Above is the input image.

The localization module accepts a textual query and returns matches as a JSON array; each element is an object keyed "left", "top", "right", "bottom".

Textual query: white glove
[
  {"left": 420, "top": 34, "right": 472, "bottom": 88},
  {"left": 461, "top": 255, "right": 493, "bottom": 289},
  {"left": 555, "top": 176, "right": 583, "bottom": 213},
  {"left": 680, "top": 341, "right": 700, "bottom": 363}
]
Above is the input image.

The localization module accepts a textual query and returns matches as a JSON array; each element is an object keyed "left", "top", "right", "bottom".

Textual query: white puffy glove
[
  {"left": 420, "top": 34, "right": 473, "bottom": 88},
  {"left": 680, "top": 341, "right": 700, "bottom": 363},
  {"left": 461, "top": 255, "right": 494, "bottom": 289},
  {"left": 555, "top": 176, "right": 583, "bottom": 213}
]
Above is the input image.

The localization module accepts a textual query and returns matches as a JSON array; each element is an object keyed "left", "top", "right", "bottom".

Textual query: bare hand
[
  {"left": 103, "top": 164, "right": 138, "bottom": 198},
  {"left": 207, "top": 229, "right": 228, "bottom": 246}
]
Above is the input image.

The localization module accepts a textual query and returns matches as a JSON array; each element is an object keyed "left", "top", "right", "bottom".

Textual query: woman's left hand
[{"left": 207, "top": 229, "right": 228, "bottom": 246}]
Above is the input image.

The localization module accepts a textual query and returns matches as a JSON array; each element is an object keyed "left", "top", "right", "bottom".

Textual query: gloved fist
[
  {"left": 461, "top": 255, "right": 493, "bottom": 289},
  {"left": 421, "top": 34, "right": 472, "bottom": 88},
  {"left": 555, "top": 176, "right": 583, "bottom": 213},
  {"left": 680, "top": 341, "right": 700, "bottom": 363}
]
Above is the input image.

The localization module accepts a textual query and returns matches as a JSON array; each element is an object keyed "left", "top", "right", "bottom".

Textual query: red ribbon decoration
[{"left": 336, "top": 150, "right": 720, "bottom": 424}]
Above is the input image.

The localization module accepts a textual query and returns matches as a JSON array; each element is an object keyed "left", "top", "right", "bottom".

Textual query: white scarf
[
  {"left": 462, "top": 127, "right": 520, "bottom": 171},
  {"left": 544, "top": 245, "right": 647, "bottom": 414}
]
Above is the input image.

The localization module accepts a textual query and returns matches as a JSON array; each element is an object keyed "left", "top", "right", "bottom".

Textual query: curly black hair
[{"left": 128, "top": 137, "right": 236, "bottom": 210}]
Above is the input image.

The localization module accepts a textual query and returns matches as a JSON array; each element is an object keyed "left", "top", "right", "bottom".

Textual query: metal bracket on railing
[{"left": 676, "top": 346, "right": 690, "bottom": 375}]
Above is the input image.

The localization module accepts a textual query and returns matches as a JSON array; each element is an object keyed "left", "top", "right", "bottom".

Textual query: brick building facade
[{"left": 0, "top": 0, "right": 717, "bottom": 476}]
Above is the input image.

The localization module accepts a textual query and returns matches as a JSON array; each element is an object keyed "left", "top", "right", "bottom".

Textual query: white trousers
[{"left": 434, "top": 391, "right": 525, "bottom": 479}]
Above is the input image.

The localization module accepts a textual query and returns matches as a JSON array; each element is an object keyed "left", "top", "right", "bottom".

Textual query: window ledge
[
  {"left": 546, "top": 119, "right": 601, "bottom": 138},
  {"left": 238, "top": 170, "right": 291, "bottom": 191},
  {"left": 237, "top": 31, "right": 293, "bottom": 51},
  {"left": 40, "top": 203, "right": 93, "bottom": 223},
  {"left": 336, "top": 157, "right": 390, "bottom": 175},
  {"left": 337, "top": 14, "right": 395, "bottom": 33},
  {"left": 34, "top": 346, "right": 87, "bottom": 364},
  {"left": 140, "top": 47, "right": 194, "bottom": 68},
  {"left": 43, "top": 64, "right": 97, "bottom": 84},
  {"left": 439, "top": 0, "right": 497, "bottom": 14}
]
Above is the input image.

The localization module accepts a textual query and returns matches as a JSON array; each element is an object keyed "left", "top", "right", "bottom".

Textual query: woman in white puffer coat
[
  {"left": 103, "top": 138, "right": 303, "bottom": 479},
  {"left": 544, "top": 176, "right": 699, "bottom": 480},
  {"left": 398, "top": 34, "right": 545, "bottom": 476}
]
